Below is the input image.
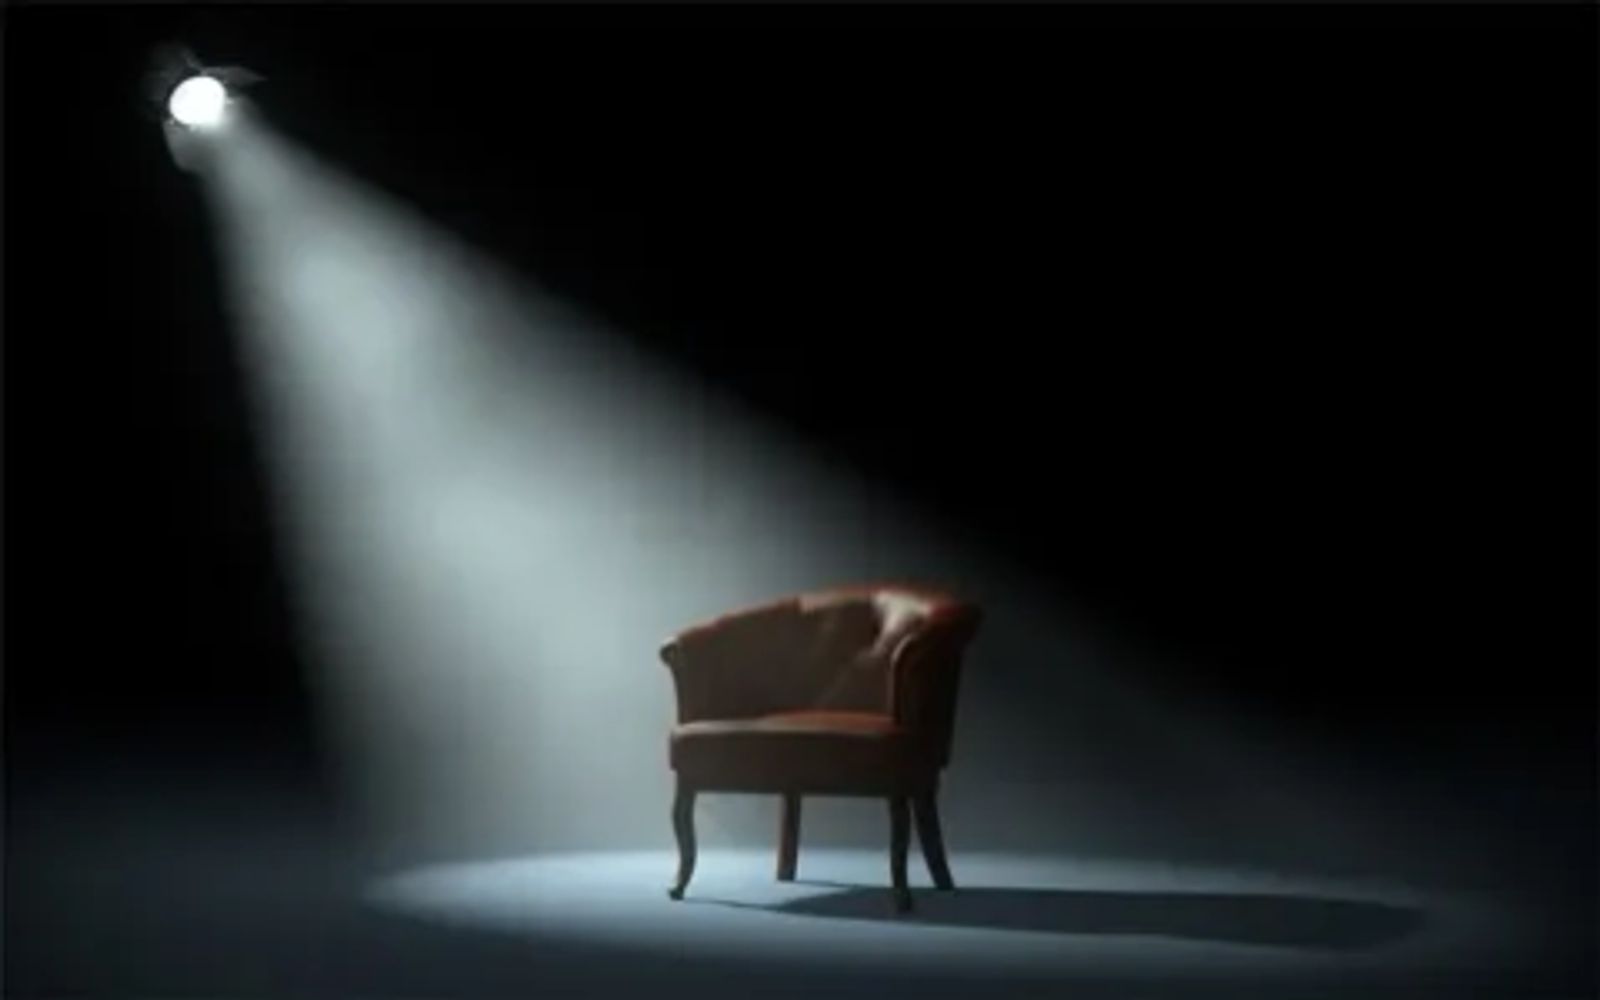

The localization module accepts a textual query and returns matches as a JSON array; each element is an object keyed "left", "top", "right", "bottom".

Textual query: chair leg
[
  {"left": 777, "top": 793, "right": 801, "bottom": 882},
  {"left": 888, "top": 795, "right": 912, "bottom": 913},
  {"left": 669, "top": 780, "right": 697, "bottom": 901},
  {"left": 912, "top": 790, "right": 955, "bottom": 890}
]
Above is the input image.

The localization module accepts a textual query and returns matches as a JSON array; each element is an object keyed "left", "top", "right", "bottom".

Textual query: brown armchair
[{"left": 660, "top": 584, "right": 982, "bottom": 912}]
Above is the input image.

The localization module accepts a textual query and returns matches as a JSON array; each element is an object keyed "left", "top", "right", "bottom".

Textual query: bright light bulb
[{"left": 168, "top": 75, "right": 227, "bottom": 128}]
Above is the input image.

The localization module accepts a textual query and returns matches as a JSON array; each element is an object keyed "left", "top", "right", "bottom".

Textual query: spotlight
[
  {"left": 149, "top": 48, "right": 263, "bottom": 172},
  {"left": 169, "top": 75, "right": 228, "bottom": 129},
  {"left": 143, "top": 44, "right": 264, "bottom": 133}
]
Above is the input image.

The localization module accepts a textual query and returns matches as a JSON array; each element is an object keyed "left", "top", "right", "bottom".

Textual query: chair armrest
[
  {"left": 887, "top": 604, "right": 982, "bottom": 762},
  {"left": 660, "top": 635, "right": 733, "bottom": 724}
]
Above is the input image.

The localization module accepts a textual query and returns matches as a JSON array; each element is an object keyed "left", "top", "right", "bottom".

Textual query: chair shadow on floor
[{"left": 692, "top": 881, "right": 1426, "bottom": 951}]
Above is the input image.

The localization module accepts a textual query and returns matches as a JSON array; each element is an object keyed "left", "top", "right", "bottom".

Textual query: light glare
[{"left": 169, "top": 75, "right": 227, "bottom": 128}]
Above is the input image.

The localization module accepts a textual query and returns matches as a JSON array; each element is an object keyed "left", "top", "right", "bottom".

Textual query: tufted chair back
[{"left": 660, "top": 584, "right": 982, "bottom": 766}]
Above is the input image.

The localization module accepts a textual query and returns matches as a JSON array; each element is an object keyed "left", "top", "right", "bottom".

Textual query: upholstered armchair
[{"left": 660, "top": 585, "right": 982, "bottom": 912}]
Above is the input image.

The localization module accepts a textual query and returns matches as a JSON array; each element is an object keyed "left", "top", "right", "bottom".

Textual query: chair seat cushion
[{"left": 671, "top": 711, "right": 926, "bottom": 791}]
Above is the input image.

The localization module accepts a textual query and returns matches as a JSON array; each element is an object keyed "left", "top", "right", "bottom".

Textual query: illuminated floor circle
[{"left": 368, "top": 849, "right": 1544, "bottom": 983}]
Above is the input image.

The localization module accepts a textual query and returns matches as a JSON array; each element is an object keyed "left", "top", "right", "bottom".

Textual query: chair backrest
[{"left": 663, "top": 584, "right": 982, "bottom": 763}]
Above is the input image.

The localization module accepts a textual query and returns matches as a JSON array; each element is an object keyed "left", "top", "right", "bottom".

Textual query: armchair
[{"left": 660, "top": 584, "right": 982, "bottom": 912}]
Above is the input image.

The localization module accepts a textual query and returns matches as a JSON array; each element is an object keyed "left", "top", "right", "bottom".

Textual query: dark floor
[{"left": 7, "top": 747, "right": 1594, "bottom": 1000}]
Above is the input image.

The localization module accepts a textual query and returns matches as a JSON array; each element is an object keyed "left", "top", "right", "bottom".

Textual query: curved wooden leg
[
  {"left": 669, "top": 781, "right": 697, "bottom": 900},
  {"left": 777, "top": 793, "right": 801, "bottom": 882},
  {"left": 888, "top": 795, "right": 912, "bottom": 913},
  {"left": 913, "top": 790, "right": 955, "bottom": 890}
]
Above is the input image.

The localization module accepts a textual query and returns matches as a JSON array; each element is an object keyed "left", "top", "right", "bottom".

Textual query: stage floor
[{"left": 369, "top": 848, "right": 1573, "bottom": 995}]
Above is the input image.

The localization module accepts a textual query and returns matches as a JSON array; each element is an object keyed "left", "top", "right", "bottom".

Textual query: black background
[
  {"left": 5, "top": 6, "right": 1596, "bottom": 994},
  {"left": 10, "top": 6, "right": 1594, "bottom": 764}
]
